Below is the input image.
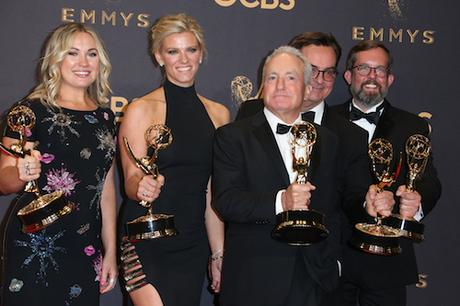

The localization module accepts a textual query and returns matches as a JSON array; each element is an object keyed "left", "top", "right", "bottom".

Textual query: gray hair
[{"left": 262, "top": 45, "right": 312, "bottom": 86}]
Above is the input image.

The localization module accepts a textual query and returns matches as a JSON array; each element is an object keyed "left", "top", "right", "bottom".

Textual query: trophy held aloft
[
  {"left": 382, "top": 134, "right": 431, "bottom": 242},
  {"left": 272, "top": 121, "right": 329, "bottom": 245},
  {"left": 124, "top": 124, "right": 178, "bottom": 242},
  {"left": 351, "top": 138, "right": 402, "bottom": 255},
  {"left": 0, "top": 105, "right": 74, "bottom": 233}
]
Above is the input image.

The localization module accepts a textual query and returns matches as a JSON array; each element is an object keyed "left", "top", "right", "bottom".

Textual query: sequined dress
[
  {"left": 119, "top": 79, "right": 215, "bottom": 306},
  {"left": 0, "top": 100, "right": 116, "bottom": 306}
]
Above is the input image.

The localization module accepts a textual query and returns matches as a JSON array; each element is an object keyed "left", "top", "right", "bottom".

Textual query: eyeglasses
[
  {"left": 351, "top": 64, "right": 390, "bottom": 77},
  {"left": 311, "top": 65, "right": 337, "bottom": 82}
]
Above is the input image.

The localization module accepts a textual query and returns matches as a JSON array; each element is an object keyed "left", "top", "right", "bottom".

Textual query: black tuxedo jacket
[
  {"left": 331, "top": 100, "right": 442, "bottom": 289},
  {"left": 213, "top": 111, "right": 341, "bottom": 306},
  {"left": 237, "top": 99, "right": 371, "bottom": 243}
]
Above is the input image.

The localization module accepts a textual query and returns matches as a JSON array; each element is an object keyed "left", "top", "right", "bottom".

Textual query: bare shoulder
[
  {"left": 124, "top": 87, "right": 166, "bottom": 124},
  {"left": 199, "top": 95, "right": 230, "bottom": 128}
]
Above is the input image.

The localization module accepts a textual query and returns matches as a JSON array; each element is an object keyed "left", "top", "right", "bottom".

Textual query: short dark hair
[
  {"left": 346, "top": 40, "right": 393, "bottom": 71},
  {"left": 288, "top": 32, "right": 341, "bottom": 66}
]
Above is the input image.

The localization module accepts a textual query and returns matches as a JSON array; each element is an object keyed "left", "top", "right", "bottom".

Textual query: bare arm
[
  {"left": 118, "top": 98, "right": 166, "bottom": 203},
  {"left": 204, "top": 99, "right": 229, "bottom": 293},
  {"left": 205, "top": 178, "right": 224, "bottom": 293},
  {"left": 99, "top": 162, "right": 118, "bottom": 293}
]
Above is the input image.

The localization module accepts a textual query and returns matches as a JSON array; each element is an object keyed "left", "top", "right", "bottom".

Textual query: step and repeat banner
[{"left": 0, "top": 1, "right": 458, "bottom": 305}]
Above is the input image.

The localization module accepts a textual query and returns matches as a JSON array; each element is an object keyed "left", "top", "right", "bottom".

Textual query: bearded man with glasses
[{"left": 332, "top": 40, "right": 441, "bottom": 306}]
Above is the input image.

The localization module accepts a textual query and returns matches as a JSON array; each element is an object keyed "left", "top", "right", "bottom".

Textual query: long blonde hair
[{"left": 28, "top": 23, "right": 112, "bottom": 108}]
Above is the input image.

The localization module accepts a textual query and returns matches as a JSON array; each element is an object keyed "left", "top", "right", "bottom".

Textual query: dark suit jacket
[
  {"left": 237, "top": 99, "right": 371, "bottom": 244},
  {"left": 331, "top": 100, "right": 442, "bottom": 289},
  {"left": 213, "top": 111, "right": 341, "bottom": 306}
]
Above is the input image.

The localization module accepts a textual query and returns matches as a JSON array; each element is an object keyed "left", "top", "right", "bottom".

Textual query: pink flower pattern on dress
[
  {"left": 43, "top": 167, "right": 80, "bottom": 196},
  {"left": 40, "top": 153, "right": 55, "bottom": 164},
  {"left": 84, "top": 245, "right": 95, "bottom": 256}
]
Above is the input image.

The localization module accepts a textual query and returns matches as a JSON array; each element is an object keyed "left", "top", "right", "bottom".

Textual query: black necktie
[
  {"left": 276, "top": 123, "right": 291, "bottom": 134},
  {"left": 349, "top": 103, "right": 384, "bottom": 124},
  {"left": 301, "top": 111, "right": 315, "bottom": 122}
]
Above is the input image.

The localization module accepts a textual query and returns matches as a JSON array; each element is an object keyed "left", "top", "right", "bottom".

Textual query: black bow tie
[
  {"left": 301, "top": 111, "right": 315, "bottom": 122},
  {"left": 276, "top": 123, "right": 291, "bottom": 134},
  {"left": 349, "top": 104, "right": 384, "bottom": 124}
]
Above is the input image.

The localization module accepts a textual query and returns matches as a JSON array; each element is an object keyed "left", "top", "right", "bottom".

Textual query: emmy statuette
[
  {"left": 272, "top": 121, "right": 329, "bottom": 245},
  {"left": 0, "top": 105, "right": 74, "bottom": 233},
  {"left": 351, "top": 138, "right": 403, "bottom": 255},
  {"left": 123, "top": 124, "right": 178, "bottom": 242},
  {"left": 382, "top": 134, "right": 431, "bottom": 242}
]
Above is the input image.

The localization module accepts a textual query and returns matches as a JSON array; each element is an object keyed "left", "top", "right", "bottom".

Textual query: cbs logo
[{"left": 215, "top": 0, "right": 295, "bottom": 11}]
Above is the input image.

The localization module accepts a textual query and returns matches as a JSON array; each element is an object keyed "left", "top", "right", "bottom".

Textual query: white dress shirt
[
  {"left": 307, "top": 101, "right": 325, "bottom": 125},
  {"left": 350, "top": 99, "right": 384, "bottom": 143},
  {"left": 263, "top": 108, "right": 302, "bottom": 214}
]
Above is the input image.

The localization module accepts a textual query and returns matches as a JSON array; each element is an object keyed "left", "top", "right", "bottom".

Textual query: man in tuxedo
[
  {"left": 236, "top": 33, "right": 371, "bottom": 273},
  {"left": 213, "top": 46, "right": 341, "bottom": 306},
  {"left": 331, "top": 40, "right": 442, "bottom": 306}
]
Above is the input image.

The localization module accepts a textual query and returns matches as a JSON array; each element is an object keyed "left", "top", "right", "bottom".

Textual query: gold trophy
[
  {"left": 382, "top": 134, "right": 431, "bottom": 242},
  {"left": 123, "top": 124, "right": 178, "bottom": 242},
  {"left": 0, "top": 105, "right": 74, "bottom": 233},
  {"left": 272, "top": 121, "right": 329, "bottom": 245},
  {"left": 351, "top": 138, "right": 403, "bottom": 255}
]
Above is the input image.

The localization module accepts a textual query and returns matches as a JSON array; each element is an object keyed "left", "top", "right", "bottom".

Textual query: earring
[
  {"left": 159, "top": 63, "right": 164, "bottom": 67},
  {"left": 199, "top": 59, "right": 202, "bottom": 64}
]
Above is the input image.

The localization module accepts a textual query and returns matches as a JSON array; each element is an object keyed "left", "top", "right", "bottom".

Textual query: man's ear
[
  {"left": 304, "top": 84, "right": 312, "bottom": 97},
  {"left": 387, "top": 73, "right": 395, "bottom": 87},
  {"left": 344, "top": 70, "right": 352, "bottom": 85}
]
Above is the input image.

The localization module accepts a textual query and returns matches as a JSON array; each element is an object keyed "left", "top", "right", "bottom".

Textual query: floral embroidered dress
[{"left": 0, "top": 100, "right": 116, "bottom": 306}]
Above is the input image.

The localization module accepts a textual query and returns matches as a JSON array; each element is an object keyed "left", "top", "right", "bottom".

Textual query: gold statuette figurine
[
  {"left": 352, "top": 138, "right": 403, "bottom": 255},
  {"left": 123, "top": 124, "right": 178, "bottom": 242},
  {"left": 0, "top": 105, "right": 74, "bottom": 233},
  {"left": 272, "top": 121, "right": 329, "bottom": 245},
  {"left": 382, "top": 134, "right": 431, "bottom": 242}
]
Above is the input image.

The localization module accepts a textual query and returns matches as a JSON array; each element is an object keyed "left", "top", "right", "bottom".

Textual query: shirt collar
[{"left": 263, "top": 107, "right": 302, "bottom": 135}]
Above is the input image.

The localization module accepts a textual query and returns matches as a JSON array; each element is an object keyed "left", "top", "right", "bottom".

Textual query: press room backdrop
[{"left": 0, "top": 1, "right": 458, "bottom": 305}]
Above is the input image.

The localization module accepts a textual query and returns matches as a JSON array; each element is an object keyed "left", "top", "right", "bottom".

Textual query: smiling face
[
  {"left": 59, "top": 32, "right": 99, "bottom": 94},
  {"left": 154, "top": 31, "right": 203, "bottom": 87},
  {"left": 344, "top": 47, "right": 394, "bottom": 110},
  {"left": 301, "top": 45, "right": 337, "bottom": 109},
  {"left": 262, "top": 52, "right": 306, "bottom": 123}
]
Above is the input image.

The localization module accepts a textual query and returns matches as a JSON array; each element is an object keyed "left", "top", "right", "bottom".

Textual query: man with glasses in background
[
  {"left": 237, "top": 32, "right": 350, "bottom": 125},
  {"left": 332, "top": 40, "right": 441, "bottom": 306}
]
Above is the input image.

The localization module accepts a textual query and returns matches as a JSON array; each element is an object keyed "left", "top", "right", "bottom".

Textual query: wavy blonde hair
[
  {"left": 150, "top": 13, "right": 207, "bottom": 66},
  {"left": 28, "top": 22, "right": 112, "bottom": 108}
]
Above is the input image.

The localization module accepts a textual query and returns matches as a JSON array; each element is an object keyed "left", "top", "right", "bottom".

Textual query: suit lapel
[
  {"left": 333, "top": 101, "right": 350, "bottom": 119},
  {"left": 251, "top": 112, "right": 290, "bottom": 185},
  {"left": 308, "top": 123, "right": 321, "bottom": 181},
  {"left": 305, "top": 105, "right": 326, "bottom": 181},
  {"left": 372, "top": 100, "right": 395, "bottom": 141}
]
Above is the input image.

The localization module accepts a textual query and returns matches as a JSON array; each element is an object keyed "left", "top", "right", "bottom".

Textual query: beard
[{"left": 350, "top": 80, "right": 388, "bottom": 107}]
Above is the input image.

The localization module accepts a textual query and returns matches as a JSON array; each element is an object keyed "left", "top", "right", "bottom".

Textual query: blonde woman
[
  {"left": 119, "top": 13, "right": 229, "bottom": 306},
  {"left": 0, "top": 23, "right": 117, "bottom": 305}
]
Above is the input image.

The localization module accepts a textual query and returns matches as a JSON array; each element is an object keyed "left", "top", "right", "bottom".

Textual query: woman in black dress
[
  {"left": 118, "top": 13, "right": 229, "bottom": 306},
  {"left": 0, "top": 23, "right": 117, "bottom": 306}
]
